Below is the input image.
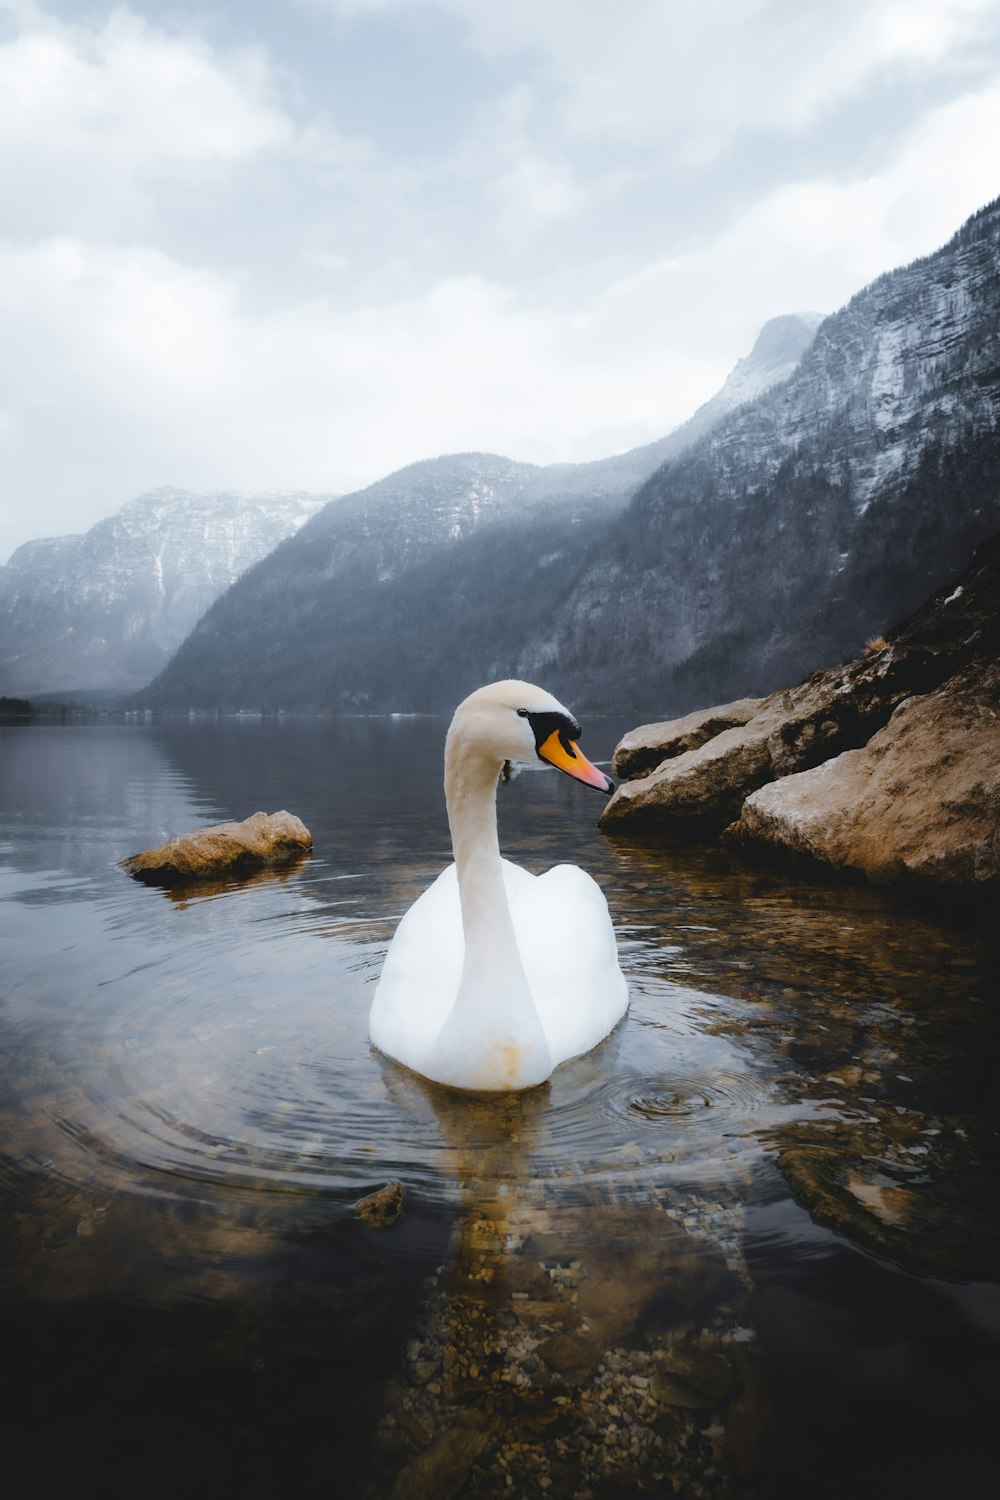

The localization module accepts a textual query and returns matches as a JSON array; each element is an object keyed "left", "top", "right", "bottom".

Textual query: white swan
[{"left": 369, "top": 680, "right": 628, "bottom": 1092}]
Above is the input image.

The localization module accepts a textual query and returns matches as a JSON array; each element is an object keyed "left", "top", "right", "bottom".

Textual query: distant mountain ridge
[
  {"left": 1, "top": 313, "right": 820, "bottom": 703},
  {"left": 0, "top": 488, "right": 329, "bottom": 694},
  {"left": 144, "top": 205, "right": 1000, "bottom": 717},
  {"left": 140, "top": 313, "right": 822, "bottom": 711}
]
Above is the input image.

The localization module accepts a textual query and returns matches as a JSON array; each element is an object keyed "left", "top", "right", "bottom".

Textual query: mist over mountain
[
  {"left": 139, "top": 313, "right": 821, "bottom": 712},
  {"left": 0, "top": 489, "right": 329, "bottom": 695}
]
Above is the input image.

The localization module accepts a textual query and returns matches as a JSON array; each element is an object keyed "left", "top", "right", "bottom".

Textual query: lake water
[{"left": 1, "top": 718, "right": 998, "bottom": 1498}]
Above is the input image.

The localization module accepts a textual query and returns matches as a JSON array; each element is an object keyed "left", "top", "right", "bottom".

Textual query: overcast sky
[{"left": 1, "top": 0, "right": 998, "bottom": 561}]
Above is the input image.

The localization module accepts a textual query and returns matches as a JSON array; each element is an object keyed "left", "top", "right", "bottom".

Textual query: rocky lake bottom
[{"left": 1, "top": 719, "right": 997, "bottom": 1498}]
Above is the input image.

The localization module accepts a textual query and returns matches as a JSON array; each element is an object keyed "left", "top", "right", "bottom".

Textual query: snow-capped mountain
[
  {"left": 140, "top": 314, "right": 822, "bottom": 712},
  {"left": 3, "top": 309, "right": 821, "bottom": 705},
  {"left": 141, "top": 451, "right": 652, "bottom": 711},
  {"left": 0, "top": 488, "right": 329, "bottom": 694},
  {"left": 144, "top": 186, "right": 1000, "bottom": 720},
  {"left": 25, "top": 176, "right": 1000, "bottom": 720},
  {"left": 520, "top": 198, "right": 1000, "bottom": 711},
  {"left": 665, "top": 311, "right": 825, "bottom": 446}
]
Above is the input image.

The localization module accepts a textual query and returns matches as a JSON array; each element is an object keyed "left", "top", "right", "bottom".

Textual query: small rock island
[
  {"left": 603, "top": 535, "right": 1000, "bottom": 894},
  {"left": 121, "top": 810, "right": 313, "bottom": 887}
]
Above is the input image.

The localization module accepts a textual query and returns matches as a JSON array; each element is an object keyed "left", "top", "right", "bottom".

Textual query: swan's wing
[
  {"left": 368, "top": 865, "right": 464, "bottom": 1065},
  {"left": 371, "top": 858, "right": 626, "bottom": 1078},
  {"left": 506, "top": 861, "right": 628, "bottom": 1067}
]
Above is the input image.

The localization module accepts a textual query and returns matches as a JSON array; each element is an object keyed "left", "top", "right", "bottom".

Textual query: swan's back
[{"left": 370, "top": 860, "right": 627, "bottom": 1078}]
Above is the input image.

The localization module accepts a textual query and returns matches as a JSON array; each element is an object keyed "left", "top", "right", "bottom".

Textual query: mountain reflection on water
[{"left": 1, "top": 719, "right": 997, "bottom": 1498}]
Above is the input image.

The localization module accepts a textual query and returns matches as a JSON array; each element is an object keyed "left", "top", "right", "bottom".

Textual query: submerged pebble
[{"left": 354, "top": 1179, "right": 405, "bottom": 1229}]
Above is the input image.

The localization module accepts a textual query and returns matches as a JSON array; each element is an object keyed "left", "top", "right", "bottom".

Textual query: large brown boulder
[
  {"left": 610, "top": 698, "right": 763, "bottom": 780},
  {"left": 601, "top": 650, "right": 923, "bottom": 831},
  {"left": 727, "top": 664, "right": 1000, "bottom": 889},
  {"left": 121, "top": 810, "right": 312, "bottom": 887},
  {"left": 602, "top": 535, "right": 1000, "bottom": 839}
]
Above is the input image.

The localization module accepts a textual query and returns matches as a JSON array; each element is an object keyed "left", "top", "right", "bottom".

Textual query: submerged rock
[
  {"left": 775, "top": 1143, "right": 1000, "bottom": 1280},
  {"left": 389, "top": 1422, "right": 494, "bottom": 1500},
  {"left": 603, "top": 534, "right": 1000, "bottom": 893},
  {"left": 363, "top": 1183, "right": 760, "bottom": 1500},
  {"left": 536, "top": 1331, "right": 601, "bottom": 1383},
  {"left": 120, "top": 810, "right": 312, "bottom": 886},
  {"left": 354, "top": 1180, "right": 405, "bottom": 1230},
  {"left": 651, "top": 1343, "right": 734, "bottom": 1408}
]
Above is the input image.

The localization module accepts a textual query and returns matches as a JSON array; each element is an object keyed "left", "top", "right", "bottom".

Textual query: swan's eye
[
  {"left": 527, "top": 710, "right": 583, "bottom": 760},
  {"left": 517, "top": 707, "right": 529, "bottom": 717}
]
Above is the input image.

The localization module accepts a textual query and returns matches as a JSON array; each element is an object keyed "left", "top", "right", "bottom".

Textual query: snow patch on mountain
[{"left": 0, "top": 488, "right": 331, "bottom": 694}]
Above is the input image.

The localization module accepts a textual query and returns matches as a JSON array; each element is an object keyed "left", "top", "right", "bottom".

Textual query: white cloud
[
  {"left": 0, "top": 5, "right": 291, "bottom": 165},
  {"left": 1, "top": 1, "right": 999, "bottom": 558},
  {"left": 0, "top": 234, "right": 716, "bottom": 553},
  {"left": 0, "top": 2, "right": 327, "bottom": 250},
  {"left": 301, "top": 246, "right": 353, "bottom": 275},
  {"left": 314, "top": 0, "right": 998, "bottom": 150},
  {"left": 444, "top": 84, "right": 589, "bottom": 247},
  {"left": 582, "top": 78, "right": 1000, "bottom": 373},
  {"left": 2, "top": 70, "right": 997, "bottom": 559}
]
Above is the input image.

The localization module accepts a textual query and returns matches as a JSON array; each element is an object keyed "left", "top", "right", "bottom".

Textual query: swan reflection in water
[{"left": 363, "top": 1051, "right": 770, "bottom": 1498}]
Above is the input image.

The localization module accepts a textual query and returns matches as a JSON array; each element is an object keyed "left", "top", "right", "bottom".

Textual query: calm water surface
[{"left": 1, "top": 720, "right": 997, "bottom": 1497}]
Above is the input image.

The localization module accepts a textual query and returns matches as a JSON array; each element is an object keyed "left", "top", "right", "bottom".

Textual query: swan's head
[{"left": 448, "top": 679, "right": 614, "bottom": 795}]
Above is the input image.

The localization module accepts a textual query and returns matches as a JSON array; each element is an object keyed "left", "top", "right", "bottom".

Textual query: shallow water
[{"left": 1, "top": 719, "right": 997, "bottom": 1497}]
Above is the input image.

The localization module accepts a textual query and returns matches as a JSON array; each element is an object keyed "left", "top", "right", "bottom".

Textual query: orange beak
[{"left": 537, "top": 729, "right": 615, "bottom": 796}]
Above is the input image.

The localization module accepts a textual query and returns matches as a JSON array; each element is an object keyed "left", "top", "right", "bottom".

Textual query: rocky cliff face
[
  {"left": 675, "top": 311, "right": 824, "bottom": 444},
  {"left": 0, "top": 488, "right": 327, "bottom": 694},
  {"left": 524, "top": 199, "right": 1000, "bottom": 713},
  {"left": 141, "top": 315, "right": 821, "bottom": 712}
]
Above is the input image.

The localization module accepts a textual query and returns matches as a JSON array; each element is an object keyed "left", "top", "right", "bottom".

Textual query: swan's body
[{"left": 369, "top": 680, "right": 628, "bottom": 1091}]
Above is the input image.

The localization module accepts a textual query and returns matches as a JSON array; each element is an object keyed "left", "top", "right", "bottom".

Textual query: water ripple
[{"left": 595, "top": 1068, "right": 771, "bottom": 1125}]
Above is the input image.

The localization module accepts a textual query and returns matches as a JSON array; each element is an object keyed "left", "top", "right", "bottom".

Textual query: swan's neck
[
  {"left": 445, "top": 736, "right": 522, "bottom": 986},
  {"left": 436, "top": 730, "right": 551, "bottom": 1090}
]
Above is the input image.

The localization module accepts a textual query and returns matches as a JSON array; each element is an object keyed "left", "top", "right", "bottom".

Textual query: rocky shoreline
[{"left": 602, "top": 536, "right": 1000, "bottom": 895}]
